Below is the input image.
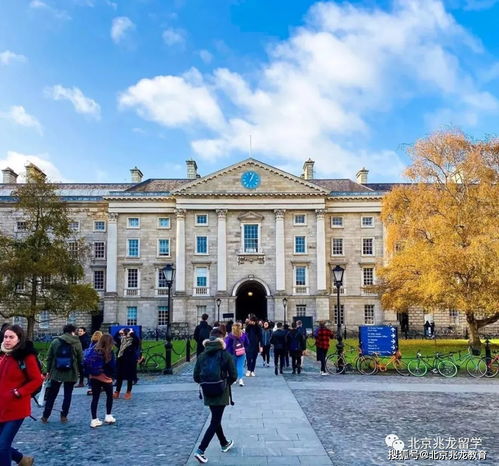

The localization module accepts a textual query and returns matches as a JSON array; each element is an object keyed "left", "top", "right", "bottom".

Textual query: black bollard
[
  {"left": 485, "top": 338, "right": 491, "bottom": 376},
  {"left": 186, "top": 336, "right": 191, "bottom": 362}
]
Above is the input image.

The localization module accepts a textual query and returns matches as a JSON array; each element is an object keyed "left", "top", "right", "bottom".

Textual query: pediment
[
  {"left": 237, "top": 211, "right": 264, "bottom": 221},
  {"left": 171, "top": 158, "right": 329, "bottom": 197}
]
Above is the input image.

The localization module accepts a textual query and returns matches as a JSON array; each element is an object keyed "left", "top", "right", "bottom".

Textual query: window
[
  {"left": 362, "top": 238, "right": 374, "bottom": 256},
  {"left": 449, "top": 309, "right": 458, "bottom": 323},
  {"left": 66, "top": 312, "right": 77, "bottom": 325},
  {"left": 127, "top": 307, "right": 138, "bottom": 326},
  {"left": 196, "top": 267, "right": 208, "bottom": 287},
  {"left": 364, "top": 304, "right": 375, "bottom": 324},
  {"left": 332, "top": 238, "right": 343, "bottom": 256},
  {"left": 94, "top": 220, "right": 106, "bottom": 232},
  {"left": 333, "top": 304, "right": 344, "bottom": 325},
  {"left": 243, "top": 224, "right": 259, "bottom": 253},
  {"left": 361, "top": 216, "right": 374, "bottom": 228},
  {"left": 41, "top": 275, "right": 51, "bottom": 289},
  {"left": 294, "top": 266, "right": 308, "bottom": 294},
  {"left": 15, "top": 281, "right": 25, "bottom": 292},
  {"left": 68, "top": 241, "right": 78, "bottom": 258},
  {"left": 294, "top": 236, "right": 306, "bottom": 254},
  {"left": 196, "top": 214, "right": 208, "bottom": 226},
  {"left": 93, "top": 270, "right": 105, "bottom": 290},
  {"left": 196, "top": 236, "right": 208, "bottom": 254},
  {"left": 331, "top": 216, "right": 343, "bottom": 228},
  {"left": 39, "top": 310, "right": 50, "bottom": 329},
  {"left": 69, "top": 221, "right": 80, "bottom": 232},
  {"left": 158, "top": 239, "right": 170, "bottom": 257},
  {"left": 363, "top": 267, "right": 374, "bottom": 286},
  {"left": 94, "top": 241, "right": 105, "bottom": 259},
  {"left": 296, "top": 304, "right": 307, "bottom": 317},
  {"left": 158, "top": 306, "right": 169, "bottom": 325},
  {"left": 127, "top": 269, "right": 138, "bottom": 288},
  {"left": 127, "top": 239, "right": 140, "bottom": 257},
  {"left": 294, "top": 214, "right": 306, "bottom": 225},
  {"left": 158, "top": 217, "right": 171, "bottom": 229},
  {"left": 127, "top": 217, "right": 140, "bottom": 228},
  {"left": 157, "top": 269, "right": 168, "bottom": 290},
  {"left": 16, "top": 221, "right": 27, "bottom": 232}
]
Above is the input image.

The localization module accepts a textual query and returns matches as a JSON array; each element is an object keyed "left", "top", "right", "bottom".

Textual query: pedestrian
[
  {"left": 193, "top": 328, "right": 237, "bottom": 464},
  {"left": 244, "top": 316, "right": 262, "bottom": 376},
  {"left": 283, "top": 323, "right": 290, "bottom": 368},
  {"left": 225, "top": 322, "right": 249, "bottom": 386},
  {"left": 113, "top": 328, "right": 139, "bottom": 400},
  {"left": 77, "top": 327, "right": 91, "bottom": 387},
  {"left": 194, "top": 314, "right": 213, "bottom": 357},
  {"left": 86, "top": 331, "right": 103, "bottom": 395},
  {"left": 430, "top": 321, "right": 435, "bottom": 339},
  {"left": 86, "top": 334, "right": 117, "bottom": 428},
  {"left": 226, "top": 320, "right": 233, "bottom": 335},
  {"left": 296, "top": 320, "right": 307, "bottom": 365},
  {"left": 260, "top": 321, "right": 272, "bottom": 367},
  {"left": 270, "top": 322, "right": 287, "bottom": 375},
  {"left": 0, "top": 324, "right": 43, "bottom": 466},
  {"left": 287, "top": 322, "right": 305, "bottom": 374},
  {"left": 315, "top": 322, "right": 332, "bottom": 375},
  {"left": 41, "top": 324, "right": 83, "bottom": 423}
]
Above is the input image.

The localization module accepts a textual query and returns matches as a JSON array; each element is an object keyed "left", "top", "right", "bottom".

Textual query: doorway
[{"left": 235, "top": 280, "right": 267, "bottom": 322}]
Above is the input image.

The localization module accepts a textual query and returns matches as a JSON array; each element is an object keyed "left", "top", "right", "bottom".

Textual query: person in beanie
[
  {"left": 193, "top": 328, "right": 237, "bottom": 464},
  {"left": 315, "top": 322, "right": 333, "bottom": 375},
  {"left": 194, "top": 314, "right": 212, "bottom": 357}
]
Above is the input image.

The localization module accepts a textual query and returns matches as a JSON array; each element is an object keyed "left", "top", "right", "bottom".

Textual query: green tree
[
  {"left": 375, "top": 130, "right": 499, "bottom": 350},
  {"left": 0, "top": 171, "right": 99, "bottom": 339}
]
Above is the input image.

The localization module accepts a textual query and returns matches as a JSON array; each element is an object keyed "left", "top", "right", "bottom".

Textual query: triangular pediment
[
  {"left": 237, "top": 211, "right": 264, "bottom": 221},
  {"left": 171, "top": 158, "right": 329, "bottom": 197}
]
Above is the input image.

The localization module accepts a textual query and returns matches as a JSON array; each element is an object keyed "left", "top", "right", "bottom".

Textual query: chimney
[
  {"left": 130, "top": 167, "right": 143, "bottom": 183},
  {"left": 2, "top": 167, "right": 18, "bottom": 184},
  {"left": 186, "top": 159, "right": 198, "bottom": 179},
  {"left": 25, "top": 163, "right": 46, "bottom": 183},
  {"left": 303, "top": 158, "right": 315, "bottom": 180},
  {"left": 356, "top": 167, "right": 368, "bottom": 184}
]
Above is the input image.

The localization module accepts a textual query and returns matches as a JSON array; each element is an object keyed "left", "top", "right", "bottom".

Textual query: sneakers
[
  {"left": 250, "top": 371, "right": 255, "bottom": 377},
  {"left": 112, "top": 391, "right": 120, "bottom": 399},
  {"left": 320, "top": 371, "right": 329, "bottom": 376},
  {"left": 90, "top": 418, "right": 103, "bottom": 428},
  {"left": 40, "top": 416, "right": 48, "bottom": 424},
  {"left": 239, "top": 379, "right": 244, "bottom": 386},
  {"left": 194, "top": 449, "right": 208, "bottom": 464},
  {"left": 124, "top": 391, "right": 132, "bottom": 400},
  {"left": 105, "top": 414, "right": 116, "bottom": 424},
  {"left": 245, "top": 370, "right": 250, "bottom": 377},
  {"left": 18, "top": 456, "right": 34, "bottom": 466},
  {"left": 221, "top": 439, "right": 234, "bottom": 452},
  {"left": 60, "top": 415, "right": 68, "bottom": 423}
]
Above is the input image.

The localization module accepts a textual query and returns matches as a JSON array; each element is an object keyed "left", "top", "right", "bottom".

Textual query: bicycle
[
  {"left": 446, "top": 349, "right": 482, "bottom": 378},
  {"left": 326, "top": 344, "right": 361, "bottom": 375},
  {"left": 357, "top": 350, "right": 409, "bottom": 376},
  {"left": 407, "top": 351, "right": 458, "bottom": 377},
  {"left": 137, "top": 344, "right": 166, "bottom": 373},
  {"left": 477, "top": 353, "right": 499, "bottom": 378}
]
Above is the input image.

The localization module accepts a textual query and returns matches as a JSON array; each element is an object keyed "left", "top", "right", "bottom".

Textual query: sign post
[{"left": 359, "top": 325, "right": 398, "bottom": 356}]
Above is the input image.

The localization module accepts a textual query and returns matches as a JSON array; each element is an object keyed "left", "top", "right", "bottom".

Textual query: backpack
[
  {"left": 199, "top": 350, "right": 226, "bottom": 397},
  {"left": 83, "top": 347, "right": 104, "bottom": 377},
  {"left": 289, "top": 333, "right": 300, "bottom": 352},
  {"left": 233, "top": 337, "right": 245, "bottom": 356},
  {"left": 18, "top": 355, "right": 43, "bottom": 398},
  {"left": 54, "top": 338, "right": 74, "bottom": 371}
]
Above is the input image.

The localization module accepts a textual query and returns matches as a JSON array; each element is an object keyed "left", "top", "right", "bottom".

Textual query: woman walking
[
  {"left": 315, "top": 322, "right": 333, "bottom": 375},
  {"left": 113, "top": 328, "right": 139, "bottom": 399},
  {"left": 86, "top": 334, "right": 117, "bottom": 428},
  {"left": 260, "top": 321, "right": 272, "bottom": 368},
  {"left": 225, "top": 323, "right": 249, "bottom": 386},
  {"left": 0, "top": 325, "right": 43, "bottom": 466},
  {"left": 244, "top": 317, "right": 262, "bottom": 377}
]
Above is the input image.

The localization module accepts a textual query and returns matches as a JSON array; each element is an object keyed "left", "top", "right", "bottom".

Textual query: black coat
[
  {"left": 79, "top": 333, "right": 91, "bottom": 351},
  {"left": 245, "top": 324, "right": 262, "bottom": 352},
  {"left": 270, "top": 329, "right": 287, "bottom": 350},
  {"left": 114, "top": 333, "right": 139, "bottom": 380}
]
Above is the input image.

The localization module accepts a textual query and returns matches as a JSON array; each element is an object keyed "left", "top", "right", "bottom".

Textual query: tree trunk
[
  {"left": 27, "top": 315, "right": 35, "bottom": 341},
  {"left": 466, "top": 313, "right": 481, "bottom": 352}
]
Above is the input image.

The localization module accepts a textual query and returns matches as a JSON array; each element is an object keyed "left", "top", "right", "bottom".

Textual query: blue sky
[{"left": 1, "top": 0, "right": 499, "bottom": 183}]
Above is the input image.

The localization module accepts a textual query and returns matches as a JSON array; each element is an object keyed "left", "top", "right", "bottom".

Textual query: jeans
[
  {"left": 261, "top": 345, "right": 271, "bottom": 364},
  {"left": 90, "top": 379, "right": 114, "bottom": 419},
  {"left": 246, "top": 350, "right": 258, "bottom": 372},
  {"left": 232, "top": 354, "right": 246, "bottom": 380},
  {"left": 274, "top": 349, "right": 285, "bottom": 373},
  {"left": 291, "top": 350, "right": 302, "bottom": 372},
  {"left": 43, "top": 380, "right": 75, "bottom": 418},
  {"left": 115, "top": 378, "right": 133, "bottom": 393},
  {"left": 0, "top": 419, "right": 24, "bottom": 466},
  {"left": 199, "top": 405, "right": 228, "bottom": 452},
  {"left": 317, "top": 348, "right": 328, "bottom": 372}
]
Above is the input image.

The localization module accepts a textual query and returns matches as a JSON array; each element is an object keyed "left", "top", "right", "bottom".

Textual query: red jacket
[
  {"left": 0, "top": 352, "right": 43, "bottom": 422},
  {"left": 315, "top": 328, "right": 333, "bottom": 350}
]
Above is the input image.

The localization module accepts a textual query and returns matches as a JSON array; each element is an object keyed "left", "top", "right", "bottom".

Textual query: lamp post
[
  {"left": 332, "top": 265, "right": 345, "bottom": 372},
  {"left": 162, "top": 263, "right": 175, "bottom": 375},
  {"left": 216, "top": 298, "right": 221, "bottom": 323},
  {"left": 282, "top": 297, "right": 288, "bottom": 324}
]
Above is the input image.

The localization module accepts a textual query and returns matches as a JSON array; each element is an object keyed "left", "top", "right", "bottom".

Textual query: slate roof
[
  {"left": 124, "top": 179, "right": 191, "bottom": 193},
  {"left": 0, "top": 183, "right": 132, "bottom": 197},
  {"left": 312, "top": 179, "right": 374, "bottom": 192}
]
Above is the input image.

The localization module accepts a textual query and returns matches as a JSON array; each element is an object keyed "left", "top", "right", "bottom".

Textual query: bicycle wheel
[
  {"left": 437, "top": 360, "right": 458, "bottom": 378},
  {"left": 394, "top": 358, "right": 410, "bottom": 376},
  {"left": 145, "top": 354, "right": 166, "bottom": 373},
  {"left": 358, "top": 356, "right": 377, "bottom": 375},
  {"left": 408, "top": 359, "right": 427, "bottom": 377},
  {"left": 478, "top": 358, "right": 499, "bottom": 378},
  {"left": 326, "top": 354, "right": 345, "bottom": 374},
  {"left": 466, "top": 358, "right": 484, "bottom": 378}
]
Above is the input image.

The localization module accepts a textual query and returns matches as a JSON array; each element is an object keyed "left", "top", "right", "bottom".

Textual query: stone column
[
  {"left": 275, "top": 210, "right": 285, "bottom": 291},
  {"left": 106, "top": 212, "right": 118, "bottom": 293},
  {"left": 175, "top": 209, "right": 186, "bottom": 293},
  {"left": 316, "top": 209, "right": 327, "bottom": 292},
  {"left": 217, "top": 209, "right": 227, "bottom": 292}
]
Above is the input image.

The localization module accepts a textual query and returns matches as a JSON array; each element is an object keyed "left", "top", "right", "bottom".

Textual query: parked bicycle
[
  {"left": 477, "top": 353, "right": 499, "bottom": 378},
  {"left": 357, "top": 350, "right": 409, "bottom": 376},
  {"left": 326, "top": 344, "right": 361, "bottom": 375},
  {"left": 407, "top": 351, "right": 458, "bottom": 377},
  {"left": 137, "top": 344, "right": 166, "bottom": 373},
  {"left": 447, "top": 348, "right": 482, "bottom": 378}
]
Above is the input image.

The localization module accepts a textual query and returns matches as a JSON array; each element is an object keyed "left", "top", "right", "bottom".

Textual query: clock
[{"left": 240, "top": 170, "right": 261, "bottom": 189}]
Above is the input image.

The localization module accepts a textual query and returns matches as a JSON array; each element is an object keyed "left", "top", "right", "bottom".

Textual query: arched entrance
[{"left": 235, "top": 280, "right": 268, "bottom": 322}]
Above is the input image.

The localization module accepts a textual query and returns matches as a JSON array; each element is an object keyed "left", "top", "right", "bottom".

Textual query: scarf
[
  {"left": 0, "top": 342, "right": 14, "bottom": 354},
  {"left": 118, "top": 335, "right": 133, "bottom": 358}
]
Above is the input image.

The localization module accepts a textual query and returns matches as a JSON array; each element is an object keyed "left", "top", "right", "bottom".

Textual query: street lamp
[
  {"left": 282, "top": 297, "right": 288, "bottom": 324},
  {"left": 162, "top": 263, "right": 175, "bottom": 375},
  {"left": 216, "top": 298, "right": 221, "bottom": 323},
  {"left": 332, "top": 265, "right": 345, "bottom": 373}
]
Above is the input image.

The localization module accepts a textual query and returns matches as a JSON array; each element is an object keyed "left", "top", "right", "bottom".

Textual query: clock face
[{"left": 240, "top": 170, "right": 261, "bottom": 189}]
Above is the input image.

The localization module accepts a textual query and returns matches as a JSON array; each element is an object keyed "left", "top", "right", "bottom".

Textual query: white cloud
[
  {"left": 0, "top": 50, "right": 27, "bottom": 65},
  {"left": 0, "top": 151, "right": 66, "bottom": 182},
  {"left": 0, "top": 106, "right": 43, "bottom": 134},
  {"left": 111, "top": 16, "right": 135, "bottom": 44},
  {"left": 199, "top": 50, "right": 213, "bottom": 64},
  {"left": 29, "top": 0, "right": 71, "bottom": 20},
  {"left": 45, "top": 85, "right": 101, "bottom": 119},
  {"left": 162, "top": 28, "right": 185, "bottom": 46}
]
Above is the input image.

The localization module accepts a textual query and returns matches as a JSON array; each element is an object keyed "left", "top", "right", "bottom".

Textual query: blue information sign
[{"left": 359, "top": 325, "right": 398, "bottom": 356}]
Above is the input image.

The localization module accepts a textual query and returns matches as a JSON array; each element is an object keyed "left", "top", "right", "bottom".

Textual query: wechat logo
[{"left": 385, "top": 434, "right": 405, "bottom": 451}]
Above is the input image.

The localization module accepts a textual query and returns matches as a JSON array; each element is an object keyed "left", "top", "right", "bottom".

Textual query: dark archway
[{"left": 235, "top": 280, "right": 267, "bottom": 322}]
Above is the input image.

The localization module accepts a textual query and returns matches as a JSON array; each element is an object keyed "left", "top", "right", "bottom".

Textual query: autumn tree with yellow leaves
[{"left": 376, "top": 130, "right": 499, "bottom": 349}]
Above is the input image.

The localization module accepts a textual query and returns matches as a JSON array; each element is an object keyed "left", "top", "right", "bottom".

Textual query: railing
[
  {"left": 156, "top": 289, "right": 169, "bottom": 296},
  {"left": 193, "top": 286, "right": 209, "bottom": 296},
  {"left": 293, "top": 286, "right": 309, "bottom": 295},
  {"left": 124, "top": 289, "right": 140, "bottom": 296}
]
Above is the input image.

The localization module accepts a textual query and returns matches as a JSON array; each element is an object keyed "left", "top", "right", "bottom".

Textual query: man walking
[
  {"left": 194, "top": 314, "right": 212, "bottom": 357},
  {"left": 244, "top": 316, "right": 262, "bottom": 376},
  {"left": 76, "top": 327, "right": 90, "bottom": 387},
  {"left": 41, "top": 324, "right": 83, "bottom": 423},
  {"left": 270, "top": 322, "right": 287, "bottom": 375}
]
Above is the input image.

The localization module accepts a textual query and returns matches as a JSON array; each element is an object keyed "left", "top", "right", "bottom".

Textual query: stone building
[{"left": 0, "top": 158, "right": 473, "bottom": 335}]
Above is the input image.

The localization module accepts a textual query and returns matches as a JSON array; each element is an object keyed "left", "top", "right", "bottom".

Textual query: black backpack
[
  {"left": 18, "top": 356, "right": 43, "bottom": 398},
  {"left": 55, "top": 338, "right": 74, "bottom": 371},
  {"left": 199, "top": 350, "right": 226, "bottom": 397}
]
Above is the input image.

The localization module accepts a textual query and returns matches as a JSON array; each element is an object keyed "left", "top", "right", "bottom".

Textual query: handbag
[{"left": 234, "top": 338, "right": 245, "bottom": 356}]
